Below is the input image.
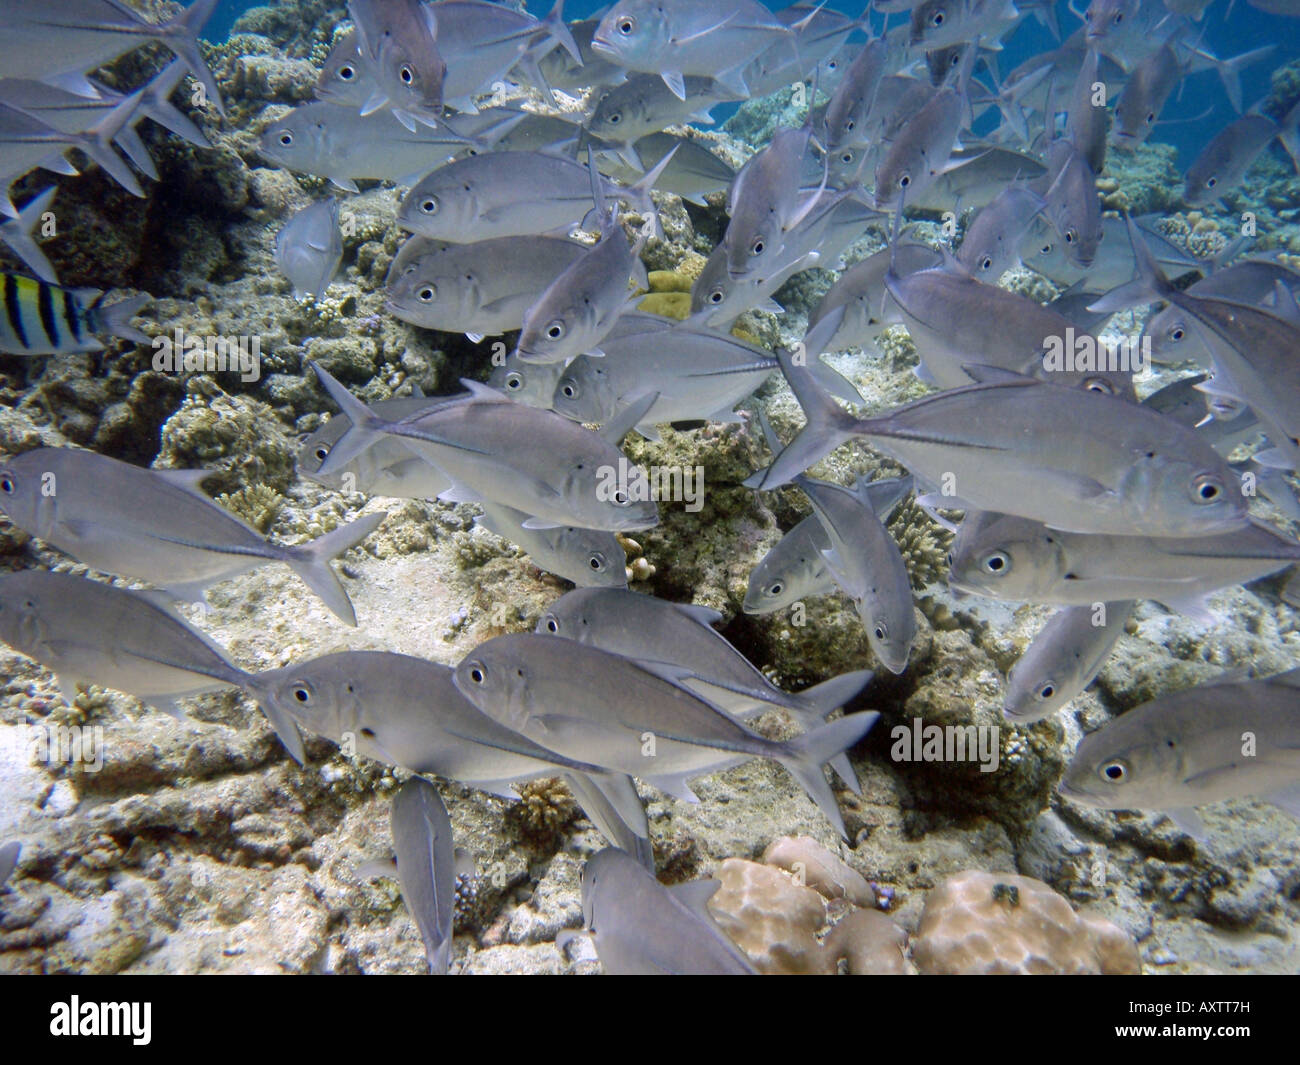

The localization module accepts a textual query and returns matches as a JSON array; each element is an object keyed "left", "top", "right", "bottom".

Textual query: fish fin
[
  {"left": 793, "top": 669, "right": 874, "bottom": 725},
  {"left": 159, "top": 0, "right": 227, "bottom": 119},
  {"left": 555, "top": 928, "right": 589, "bottom": 951},
  {"left": 745, "top": 306, "right": 858, "bottom": 490},
  {"left": 667, "top": 878, "right": 721, "bottom": 913},
  {"left": 711, "top": 64, "right": 751, "bottom": 100},
  {"left": 1253, "top": 448, "right": 1297, "bottom": 472},
  {"left": 806, "top": 358, "right": 865, "bottom": 406},
  {"left": 41, "top": 71, "right": 100, "bottom": 97},
  {"left": 1157, "top": 593, "right": 1218, "bottom": 625},
  {"left": 1164, "top": 807, "right": 1208, "bottom": 841},
  {"left": 309, "top": 363, "right": 391, "bottom": 472},
  {"left": 464, "top": 332, "right": 485, "bottom": 344},
  {"left": 143, "top": 695, "right": 191, "bottom": 722},
  {"left": 94, "top": 294, "right": 151, "bottom": 346},
  {"left": 0, "top": 187, "right": 59, "bottom": 283},
  {"left": 438, "top": 483, "right": 484, "bottom": 504},
  {"left": 598, "top": 391, "right": 659, "bottom": 446},
  {"left": 660, "top": 70, "right": 687, "bottom": 101},
  {"left": 1265, "top": 785, "right": 1300, "bottom": 820},
  {"left": 151, "top": 467, "right": 217, "bottom": 496},
  {"left": 114, "top": 126, "right": 160, "bottom": 182},
  {"left": 330, "top": 176, "right": 362, "bottom": 193},
  {"left": 562, "top": 772, "right": 652, "bottom": 867},
  {"left": 357, "top": 857, "right": 399, "bottom": 881},
  {"left": 284, "top": 511, "right": 387, "bottom": 626},
  {"left": 75, "top": 88, "right": 148, "bottom": 199},
  {"left": 521, "top": 517, "right": 564, "bottom": 530},
  {"left": 544, "top": 0, "right": 583, "bottom": 64},
  {"left": 671, "top": 603, "right": 724, "bottom": 628},
  {"left": 644, "top": 771, "right": 702, "bottom": 804},
  {"left": 913, "top": 495, "right": 966, "bottom": 531},
  {"left": 635, "top": 423, "right": 663, "bottom": 443},
  {"left": 828, "top": 753, "right": 861, "bottom": 797},
  {"left": 453, "top": 846, "right": 477, "bottom": 880},
  {"left": 1086, "top": 214, "right": 1176, "bottom": 314},
  {"left": 137, "top": 59, "right": 211, "bottom": 148},
  {"left": 774, "top": 711, "right": 879, "bottom": 840},
  {"left": 55, "top": 675, "right": 82, "bottom": 708},
  {"left": 960, "top": 363, "right": 1031, "bottom": 384}
]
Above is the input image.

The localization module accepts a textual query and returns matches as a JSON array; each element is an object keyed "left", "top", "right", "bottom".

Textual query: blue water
[{"left": 206, "top": 0, "right": 1298, "bottom": 163}]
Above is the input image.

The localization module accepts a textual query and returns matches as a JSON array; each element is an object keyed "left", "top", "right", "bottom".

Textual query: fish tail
[
  {"left": 791, "top": 669, "right": 875, "bottom": 725},
  {"left": 544, "top": 0, "right": 583, "bottom": 65},
  {"left": 238, "top": 672, "right": 308, "bottom": 765},
  {"left": 1, "top": 188, "right": 58, "bottom": 284},
  {"left": 160, "top": 0, "right": 227, "bottom": 119},
  {"left": 139, "top": 59, "right": 212, "bottom": 149},
  {"left": 285, "top": 511, "right": 387, "bottom": 627},
  {"left": 775, "top": 711, "right": 879, "bottom": 840},
  {"left": 77, "top": 90, "right": 149, "bottom": 199},
  {"left": 745, "top": 305, "right": 859, "bottom": 490},
  {"left": 1086, "top": 214, "right": 1175, "bottom": 315},
  {"left": 93, "top": 294, "right": 152, "bottom": 346},
  {"left": 626, "top": 143, "right": 679, "bottom": 225},
  {"left": 309, "top": 362, "right": 395, "bottom": 472},
  {"left": 1213, "top": 44, "right": 1274, "bottom": 115}
]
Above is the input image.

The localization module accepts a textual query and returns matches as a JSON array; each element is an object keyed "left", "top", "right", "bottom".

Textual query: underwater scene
[{"left": 0, "top": 0, "right": 1298, "bottom": 979}]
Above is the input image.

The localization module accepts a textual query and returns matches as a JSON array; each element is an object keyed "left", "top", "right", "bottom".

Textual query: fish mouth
[{"left": 590, "top": 36, "right": 617, "bottom": 59}]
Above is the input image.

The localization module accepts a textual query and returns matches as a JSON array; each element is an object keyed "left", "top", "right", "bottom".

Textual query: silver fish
[
  {"left": 1059, "top": 669, "right": 1300, "bottom": 838},
  {"left": 570, "top": 848, "right": 757, "bottom": 974},
  {"left": 591, "top": 0, "right": 795, "bottom": 101},
  {"left": 275, "top": 198, "right": 343, "bottom": 299},
  {"left": 388, "top": 777, "right": 457, "bottom": 974},
  {"left": 745, "top": 476, "right": 914, "bottom": 615},
  {"left": 0, "top": 448, "right": 384, "bottom": 626},
  {"left": 311, "top": 365, "right": 660, "bottom": 533},
  {"left": 0, "top": 841, "right": 19, "bottom": 889},
  {"left": 794, "top": 474, "right": 916, "bottom": 674},
  {"left": 398, "top": 150, "right": 661, "bottom": 243},
  {"left": 807, "top": 243, "right": 942, "bottom": 354},
  {"left": 0, "top": 0, "right": 224, "bottom": 117},
  {"left": 477, "top": 501, "right": 629, "bottom": 589},
  {"left": 1111, "top": 42, "right": 1183, "bottom": 148},
  {"left": 258, "top": 103, "right": 486, "bottom": 192},
  {"left": 1141, "top": 374, "right": 1261, "bottom": 456},
  {"left": 948, "top": 511, "right": 1300, "bottom": 618},
  {"left": 297, "top": 396, "right": 456, "bottom": 499},
  {"left": 910, "top": 0, "right": 1025, "bottom": 50},
  {"left": 873, "top": 81, "right": 966, "bottom": 211},
  {"left": 907, "top": 145, "right": 1049, "bottom": 213},
  {"left": 587, "top": 75, "right": 742, "bottom": 158},
  {"left": 1091, "top": 216, "right": 1300, "bottom": 471},
  {"left": 593, "top": 133, "right": 736, "bottom": 207},
  {"left": 0, "top": 569, "right": 250, "bottom": 719},
  {"left": 1184, "top": 104, "right": 1300, "bottom": 205},
  {"left": 822, "top": 38, "right": 888, "bottom": 151},
  {"left": 514, "top": 173, "right": 650, "bottom": 364},
  {"left": 386, "top": 234, "right": 588, "bottom": 339},
  {"left": 1065, "top": 45, "right": 1108, "bottom": 173},
  {"left": 535, "top": 587, "right": 874, "bottom": 730},
  {"left": 454, "top": 632, "right": 879, "bottom": 838},
  {"left": 1032, "top": 139, "right": 1103, "bottom": 269},
  {"left": 956, "top": 184, "right": 1046, "bottom": 282},
  {"left": 742, "top": 2, "right": 858, "bottom": 99},
  {"left": 487, "top": 353, "right": 568, "bottom": 410},
  {"left": 347, "top": 0, "right": 446, "bottom": 129},
  {"left": 1003, "top": 601, "right": 1134, "bottom": 723},
  {"left": 1021, "top": 212, "right": 1204, "bottom": 289},
  {"left": 538, "top": 15, "right": 628, "bottom": 93},
  {"left": 750, "top": 344, "right": 1248, "bottom": 538}
]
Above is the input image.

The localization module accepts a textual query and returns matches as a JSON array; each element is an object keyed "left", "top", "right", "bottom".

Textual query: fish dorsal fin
[
  {"left": 668, "top": 878, "right": 722, "bottom": 917},
  {"left": 458, "top": 378, "right": 511, "bottom": 403},
  {"left": 671, "top": 603, "right": 724, "bottom": 628},
  {"left": 1164, "top": 807, "right": 1208, "bottom": 840}
]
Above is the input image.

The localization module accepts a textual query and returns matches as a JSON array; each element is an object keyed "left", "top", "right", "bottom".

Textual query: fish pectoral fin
[
  {"left": 356, "top": 857, "right": 398, "bottom": 881},
  {"left": 667, "top": 878, "right": 722, "bottom": 918},
  {"left": 520, "top": 516, "right": 564, "bottom": 530},
  {"left": 1164, "top": 807, "right": 1209, "bottom": 841},
  {"left": 437, "top": 482, "right": 484, "bottom": 504},
  {"left": 141, "top": 695, "right": 191, "bottom": 722},
  {"left": 54, "top": 674, "right": 84, "bottom": 708},
  {"left": 643, "top": 771, "right": 702, "bottom": 804},
  {"left": 670, "top": 603, "right": 724, "bottom": 628},
  {"left": 1264, "top": 785, "right": 1300, "bottom": 820},
  {"left": 1156, "top": 592, "right": 1217, "bottom": 626},
  {"left": 660, "top": 70, "right": 687, "bottom": 101}
]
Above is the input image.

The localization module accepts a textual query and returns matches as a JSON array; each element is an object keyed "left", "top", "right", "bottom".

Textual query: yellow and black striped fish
[{"left": 0, "top": 274, "right": 149, "bottom": 356}]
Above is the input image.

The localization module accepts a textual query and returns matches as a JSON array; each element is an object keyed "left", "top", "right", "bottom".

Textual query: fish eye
[
  {"left": 0, "top": 475, "right": 14, "bottom": 494},
  {"left": 1099, "top": 759, "right": 1127, "bottom": 782},
  {"left": 420, "top": 197, "right": 438, "bottom": 214},
  {"left": 708, "top": 288, "right": 724, "bottom": 304},
  {"left": 750, "top": 237, "right": 765, "bottom": 255},
  {"left": 1169, "top": 327, "right": 1185, "bottom": 342},
  {"left": 613, "top": 488, "right": 630, "bottom": 505},
  {"left": 505, "top": 372, "right": 524, "bottom": 390},
  {"left": 1083, "top": 376, "right": 1114, "bottom": 395},
  {"left": 618, "top": 16, "right": 635, "bottom": 34},
  {"left": 945, "top": 551, "right": 953, "bottom": 567},
  {"left": 313, "top": 446, "right": 329, "bottom": 461},
  {"left": 840, "top": 151, "right": 854, "bottom": 164},
  {"left": 1040, "top": 242, "right": 1053, "bottom": 254},
  {"left": 292, "top": 686, "right": 312, "bottom": 704},
  {"left": 1114, "top": 11, "right": 1123, "bottom": 22},
  {"left": 400, "top": 65, "right": 415, "bottom": 85},
  {"left": 544, "top": 615, "right": 561, "bottom": 632},
  {"left": 1064, "top": 228, "right": 1077, "bottom": 244},
  {"left": 561, "top": 382, "right": 578, "bottom": 398},
  {"left": 1206, "top": 176, "right": 1217, "bottom": 188},
  {"left": 467, "top": 664, "right": 486, "bottom": 684},
  {"left": 898, "top": 173, "right": 911, "bottom": 187},
  {"left": 608, "top": 111, "right": 622, "bottom": 125},
  {"left": 980, "top": 256, "right": 993, "bottom": 271},
  {"left": 845, "top": 119, "right": 855, "bottom": 132},
  {"left": 981, "top": 550, "right": 1010, "bottom": 574},
  {"left": 932, "top": 12, "right": 945, "bottom": 26},
  {"left": 874, "top": 623, "right": 887, "bottom": 641},
  {"left": 417, "top": 284, "right": 436, "bottom": 302},
  {"left": 1192, "top": 475, "right": 1222, "bottom": 502},
  {"left": 1146, "top": 112, "right": 1155, "bottom": 124},
  {"left": 768, "top": 581, "right": 783, "bottom": 596},
  {"left": 279, "top": 132, "right": 294, "bottom": 146},
  {"left": 338, "top": 64, "right": 355, "bottom": 81},
  {"left": 546, "top": 321, "right": 566, "bottom": 341},
  {"left": 588, "top": 554, "right": 606, "bottom": 571},
  {"left": 1037, "top": 682, "right": 1055, "bottom": 700}
]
